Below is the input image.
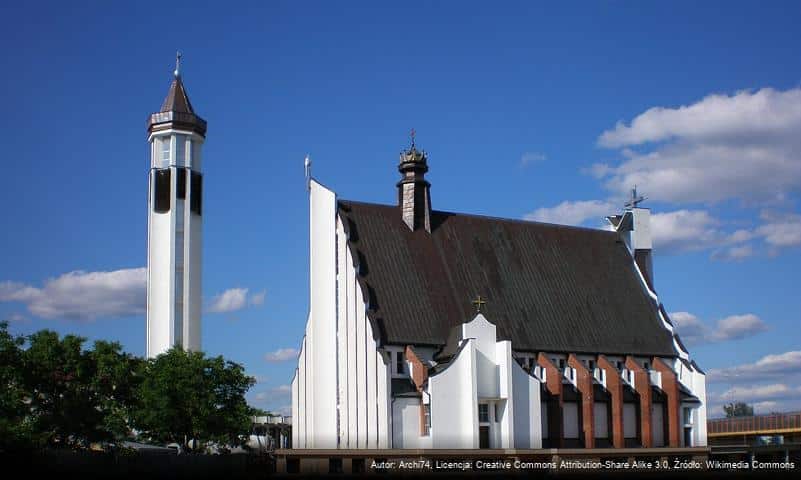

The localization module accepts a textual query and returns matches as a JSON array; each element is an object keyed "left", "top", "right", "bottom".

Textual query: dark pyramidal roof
[
  {"left": 338, "top": 200, "right": 677, "bottom": 357},
  {"left": 160, "top": 75, "right": 196, "bottom": 114},
  {"left": 147, "top": 72, "right": 207, "bottom": 137}
]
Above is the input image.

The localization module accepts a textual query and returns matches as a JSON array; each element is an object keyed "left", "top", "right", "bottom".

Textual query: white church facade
[{"left": 292, "top": 141, "right": 708, "bottom": 450}]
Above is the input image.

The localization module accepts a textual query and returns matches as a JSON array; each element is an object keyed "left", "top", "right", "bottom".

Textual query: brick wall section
[
  {"left": 653, "top": 357, "right": 681, "bottom": 447},
  {"left": 598, "top": 355, "right": 624, "bottom": 448},
  {"left": 568, "top": 354, "right": 595, "bottom": 448},
  {"left": 625, "top": 356, "right": 653, "bottom": 447},
  {"left": 405, "top": 346, "right": 430, "bottom": 435},
  {"left": 537, "top": 353, "right": 564, "bottom": 447}
]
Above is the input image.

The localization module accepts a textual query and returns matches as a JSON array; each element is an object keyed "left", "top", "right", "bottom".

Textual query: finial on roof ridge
[{"left": 174, "top": 51, "right": 182, "bottom": 78}]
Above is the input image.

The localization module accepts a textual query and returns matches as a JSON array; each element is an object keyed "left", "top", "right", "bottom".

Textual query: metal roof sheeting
[{"left": 338, "top": 200, "right": 677, "bottom": 357}]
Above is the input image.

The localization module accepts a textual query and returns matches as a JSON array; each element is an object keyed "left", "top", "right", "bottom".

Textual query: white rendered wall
[
  {"left": 594, "top": 402, "right": 609, "bottom": 439},
  {"left": 291, "top": 369, "right": 299, "bottom": 448},
  {"left": 428, "top": 339, "right": 478, "bottom": 448},
  {"left": 392, "top": 397, "right": 432, "bottom": 448},
  {"left": 623, "top": 403, "right": 637, "bottom": 439},
  {"left": 335, "top": 217, "right": 349, "bottom": 447},
  {"left": 146, "top": 130, "right": 204, "bottom": 358},
  {"left": 294, "top": 187, "right": 390, "bottom": 450},
  {"left": 652, "top": 404, "right": 665, "bottom": 447},
  {"left": 295, "top": 335, "right": 307, "bottom": 447},
  {"left": 376, "top": 350, "right": 390, "bottom": 448},
  {"left": 631, "top": 208, "right": 652, "bottom": 250},
  {"left": 511, "top": 352, "right": 543, "bottom": 448},
  {"left": 692, "top": 369, "right": 708, "bottom": 446},
  {"left": 563, "top": 403, "right": 579, "bottom": 439},
  {"left": 306, "top": 180, "right": 338, "bottom": 448},
  {"left": 462, "top": 315, "right": 500, "bottom": 399}
]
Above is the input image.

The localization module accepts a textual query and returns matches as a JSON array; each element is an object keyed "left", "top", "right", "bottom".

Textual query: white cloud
[
  {"left": 707, "top": 350, "right": 801, "bottom": 383},
  {"left": 249, "top": 289, "right": 266, "bottom": 306},
  {"left": 650, "top": 209, "right": 722, "bottom": 253},
  {"left": 710, "top": 314, "right": 769, "bottom": 342},
  {"left": 524, "top": 200, "right": 614, "bottom": 226},
  {"left": 207, "top": 288, "right": 248, "bottom": 313},
  {"left": 670, "top": 312, "right": 707, "bottom": 346},
  {"left": 2, "top": 312, "right": 29, "bottom": 323},
  {"left": 671, "top": 311, "right": 767, "bottom": 346},
  {"left": 712, "top": 244, "right": 754, "bottom": 261},
  {"left": 0, "top": 268, "right": 146, "bottom": 321},
  {"left": 252, "top": 384, "right": 292, "bottom": 408},
  {"left": 719, "top": 384, "right": 801, "bottom": 402},
  {"left": 207, "top": 288, "right": 266, "bottom": 314},
  {"left": 264, "top": 348, "right": 299, "bottom": 363},
  {"left": 596, "top": 87, "right": 801, "bottom": 204},
  {"left": 520, "top": 152, "right": 547, "bottom": 167},
  {"left": 757, "top": 211, "right": 801, "bottom": 247},
  {"left": 707, "top": 383, "right": 801, "bottom": 416}
]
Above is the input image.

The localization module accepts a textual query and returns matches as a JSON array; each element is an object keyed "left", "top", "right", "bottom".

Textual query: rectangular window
[
  {"left": 176, "top": 168, "right": 187, "bottom": 199},
  {"left": 395, "top": 351, "right": 405, "bottom": 374},
  {"left": 588, "top": 360, "right": 596, "bottom": 371},
  {"left": 153, "top": 169, "right": 171, "bottom": 213},
  {"left": 616, "top": 360, "right": 623, "bottom": 370},
  {"left": 478, "top": 403, "right": 489, "bottom": 423},
  {"left": 494, "top": 403, "right": 501, "bottom": 423},
  {"left": 643, "top": 361, "right": 650, "bottom": 371},
  {"left": 423, "top": 404, "right": 431, "bottom": 436},
  {"left": 161, "top": 137, "right": 171, "bottom": 164},
  {"left": 558, "top": 359, "right": 566, "bottom": 369},
  {"left": 190, "top": 171, "right": 202, "bottom": 215}
]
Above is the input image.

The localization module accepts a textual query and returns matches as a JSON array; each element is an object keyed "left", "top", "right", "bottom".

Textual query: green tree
[
  {"left": 132, "top": 347, "right": 255, "bottom": 449},
  {"left": 724, "top": 401, "right": 754, "bottom": 418},
  {"left": 21, "top": 330, "right": 103, "bottom": 446},
  {"left": 88, "top": 340, "right": 143, "bottom": 440},
  {"left": 0, "top": 321, "right": 31, "bottom": 450}
]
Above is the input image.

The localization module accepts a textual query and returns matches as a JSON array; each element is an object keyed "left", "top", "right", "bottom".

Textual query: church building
[{"left": 291, "top": 138, "right": 707, "bottom": 450}]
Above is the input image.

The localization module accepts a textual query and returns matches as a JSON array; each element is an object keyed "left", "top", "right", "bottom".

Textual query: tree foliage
[
  {"left": 0, "top": 321, "right": 30, "bottom": 450},
  {"left": 131, "top": 347, "right": 255, "bottom": 448},
  {"left": 0, "top": 323, "right": 256, "bottom": 452},
  {"left": 724, "top": 401, "right": 754, "bottom": 418}
]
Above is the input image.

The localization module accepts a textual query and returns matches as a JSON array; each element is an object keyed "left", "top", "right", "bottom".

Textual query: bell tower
[{"left": 146, "top": 53, "right": 207, "bottom": 357}]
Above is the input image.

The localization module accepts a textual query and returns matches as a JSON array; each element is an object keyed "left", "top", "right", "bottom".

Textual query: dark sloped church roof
[{"left": 338, "top": 200, "right": 677, "bottom": 357}]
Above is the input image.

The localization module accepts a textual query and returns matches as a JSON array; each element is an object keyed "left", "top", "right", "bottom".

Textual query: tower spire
[{"left": 397, "top": 131, "right": 432, "bottom": 232}]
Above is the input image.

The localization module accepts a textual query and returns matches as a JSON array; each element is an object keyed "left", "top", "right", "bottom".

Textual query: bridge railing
[{"left": 708, "top": 411, "right": 801, "bottom": 434}]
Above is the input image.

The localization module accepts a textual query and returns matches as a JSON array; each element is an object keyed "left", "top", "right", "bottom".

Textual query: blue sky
[{"left": 1, "top": 1, "right": 800, "bottom": 417}]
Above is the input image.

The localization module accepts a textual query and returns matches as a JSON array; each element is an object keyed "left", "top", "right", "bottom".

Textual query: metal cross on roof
[
  {"left": 174, "top": 51, "right": 182, "bottom": 78},
  {"left": 472, "top": 295, "right": 487, "bottom": 313},
  {"left": 410, "top": 128, "right": 416, "bottom": 149},
  {"left": 624, "top": 185, "right": 646, "bottom": 209}
]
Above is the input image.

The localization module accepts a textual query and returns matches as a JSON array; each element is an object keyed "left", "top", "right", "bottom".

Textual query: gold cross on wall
[{"left": 472, "top": 295, "right": 487, "bottom": 313}]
